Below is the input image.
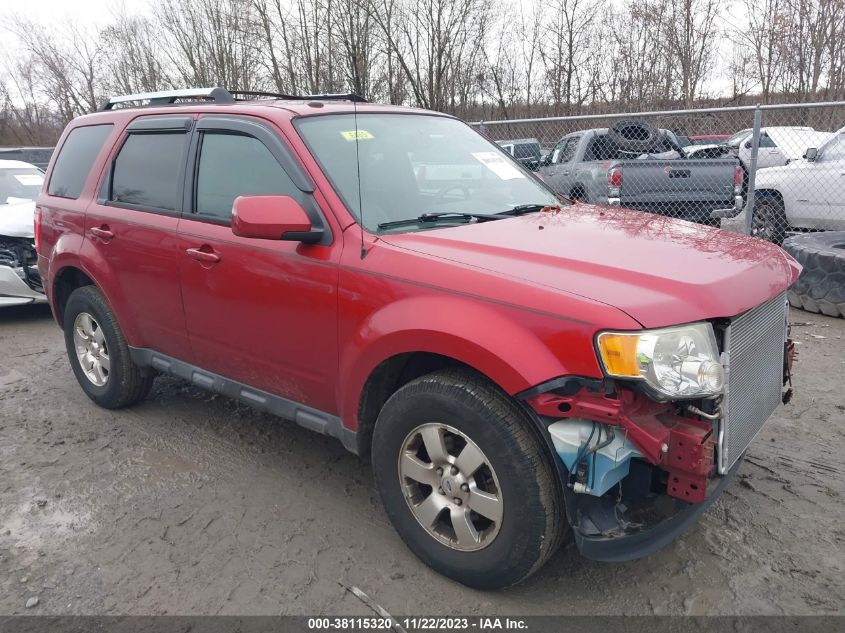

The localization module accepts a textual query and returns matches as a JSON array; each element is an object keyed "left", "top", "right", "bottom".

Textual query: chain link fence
[{"left": 470, "top": 102, "right": 845, "bottom": 245}]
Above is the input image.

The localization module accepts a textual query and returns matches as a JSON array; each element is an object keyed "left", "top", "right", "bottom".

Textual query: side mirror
[
  {"left": 804, "top": 147, "right": 818, "bottom": 161},
  {"left": 232, "top": 195, "right": 319, "bottom": 243},
  {"left": 539, "top": 155, "right": 552, "bottom": 167}
]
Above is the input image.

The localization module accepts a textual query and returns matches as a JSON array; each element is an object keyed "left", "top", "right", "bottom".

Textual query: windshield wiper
[
  {"left": 500, "top": 203, "right": 563, "bottom": 216},
  {"left": 377, "top": 212, "right": 502, "bottom": 231}
]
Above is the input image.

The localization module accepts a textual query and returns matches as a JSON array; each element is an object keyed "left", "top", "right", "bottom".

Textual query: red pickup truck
[{"left": 36, "top": 88, "right": 798, "bottom": 589}]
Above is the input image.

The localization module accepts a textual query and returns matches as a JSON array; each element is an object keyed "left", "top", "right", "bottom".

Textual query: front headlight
[{"left": 596, "top": 322, "right": 724, "bottom": 400}]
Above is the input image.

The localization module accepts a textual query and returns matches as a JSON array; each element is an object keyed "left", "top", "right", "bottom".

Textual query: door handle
[
  {"left": 89, "top": 225, "right": 114, "bottom": 241},
  {"left": 186, "top": 246, "right": 221, "bottom": 264},
  {"left": 561, "top": 171, "right": 570, "bottom": 176}
]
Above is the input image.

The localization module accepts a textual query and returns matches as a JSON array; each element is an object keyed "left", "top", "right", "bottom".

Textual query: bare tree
[
  {"left": 155, "top": 0, "right": 264, "bottom": 90},
  {"left": 101, "top": 12, "right": 172, "bottom": 95},
  {"left": 541, "top": 0, "right": 602, "bottom": 113},
  {"left": 664, "top": 0, "right": 722, "bottom": 106}
]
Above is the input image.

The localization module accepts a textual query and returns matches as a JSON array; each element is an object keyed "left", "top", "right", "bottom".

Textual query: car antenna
[{"left": 353, "top": 94, "right": 366, "bottom": 259}]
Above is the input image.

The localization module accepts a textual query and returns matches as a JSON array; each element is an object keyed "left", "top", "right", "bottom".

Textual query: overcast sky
[
  {"left": 1, "top": 0, "right": 743, "bottom": 99},
  {"left": 0, "top": 0, "right": 147, "bottom": 24}
]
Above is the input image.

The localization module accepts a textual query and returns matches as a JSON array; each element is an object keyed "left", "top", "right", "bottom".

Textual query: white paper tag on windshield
[
  {"left": 472, "top": 152, "right": 525, "bottom": 180},
  {"left": 14, "top": 174, "right": 44, "bottom": 186}
]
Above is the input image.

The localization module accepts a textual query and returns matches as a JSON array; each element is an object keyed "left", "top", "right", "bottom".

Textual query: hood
[
  {"left": 381, "top": 205, "right": 800, "bottom": 328},
  {"left": 0, "top": 200, "right": 36, "bottom": 239}
]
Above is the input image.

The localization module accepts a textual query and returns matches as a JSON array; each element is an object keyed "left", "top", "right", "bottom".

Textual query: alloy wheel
[
  {"left": 73, "top": 312, "right": 110, "bottom": 386},
  {"left": 398, "top": 423, "right": 503, "bottom": 551}
]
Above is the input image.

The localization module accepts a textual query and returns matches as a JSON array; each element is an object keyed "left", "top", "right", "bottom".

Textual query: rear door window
[
  {"left": 110, "top": 132, "right": 187, "bottom": 211},
  {"left": 48, "top": 124, "right": 113, "bottom": 199},
  {"left": 550, "top": 140, "right": 567, "bottom": 164},
  {"left": 560, "top": 137, "right": 579, "bottom": 162},
  {"left": 193, "top": 132, "right": 301, "bottom": 222},
  {"left": 759, "top": 134, "right": 777, "bottom": 148}
]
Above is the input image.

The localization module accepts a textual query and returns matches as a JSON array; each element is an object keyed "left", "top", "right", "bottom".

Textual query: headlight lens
[{"left": 597, "top": 322, "right": 724, "bottom": 399}]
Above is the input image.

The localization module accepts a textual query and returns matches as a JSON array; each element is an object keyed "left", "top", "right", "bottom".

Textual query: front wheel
[
  {"left": 371, "top": 369, "right": 565, "bottom": 589},
  {"left": 751, "top": 195, "right": 787, "bottom": 244}
]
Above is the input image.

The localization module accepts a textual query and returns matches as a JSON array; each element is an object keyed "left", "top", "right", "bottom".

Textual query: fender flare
[{"left": 338, "top": 295, "right": 574, "bottom": 431}]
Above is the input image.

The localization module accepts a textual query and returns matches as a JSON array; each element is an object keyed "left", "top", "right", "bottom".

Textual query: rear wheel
[
  {"left": 63, "top": 286, "right": 154, "bottom": 408},
  {"left": 371, "top": 368, "right": 565, "bottom": 589}
]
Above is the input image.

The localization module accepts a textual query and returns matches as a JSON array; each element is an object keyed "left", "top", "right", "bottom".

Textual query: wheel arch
[
  {"left": 355, "top": 352, "right": 485, "bottom": 457},
  {"left": 50, "top": 255, "right": 142, "bottom": 346},
  {"left": 569, "top": 183, "right": 587, "bottom": 201},
  {"left": 52, "top": 265, "right": 96, "bottom": 327},
  {"left": 340, "top": 296, "right": 573, "bottom": 456}
]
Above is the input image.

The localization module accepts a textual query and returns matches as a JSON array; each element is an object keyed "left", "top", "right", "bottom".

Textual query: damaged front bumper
[
  {"left": 0, "top": 238, "right": 46, "bottom": 306},
  {"left": 0, "top": 264, "right": 46, "bottom": 306},
  {"left": 519, "top": 353, "right": 790, "bottom": 562},
  {"left": 568, "top": 455, "right": 742, "bottom": 562}
]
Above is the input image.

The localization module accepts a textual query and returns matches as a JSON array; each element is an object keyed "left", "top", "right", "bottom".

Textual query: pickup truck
[
  {"left": 751, "top": 126, "right": 845, "bottom": 243},
  {"left": 539, "top": 127, "right": 743, "bottom": 224}
]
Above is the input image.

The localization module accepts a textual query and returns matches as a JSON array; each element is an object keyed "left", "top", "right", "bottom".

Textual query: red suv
[{"left": 36, "top": 88, "right": 799, "bottom": 589}]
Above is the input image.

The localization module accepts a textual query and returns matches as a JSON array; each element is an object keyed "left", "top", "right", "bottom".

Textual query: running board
[{"left": 129, "top": 348, "right": 358, "bottom": 454}]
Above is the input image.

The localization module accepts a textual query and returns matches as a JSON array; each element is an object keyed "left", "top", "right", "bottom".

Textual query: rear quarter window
[{"left": 48, "top": 124, "right": 113, "bottom": 199}]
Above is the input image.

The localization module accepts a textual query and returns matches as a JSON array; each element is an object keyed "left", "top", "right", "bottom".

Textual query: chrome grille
[{"left": 719, "top": 293, "right": 788, "bottom": 473}]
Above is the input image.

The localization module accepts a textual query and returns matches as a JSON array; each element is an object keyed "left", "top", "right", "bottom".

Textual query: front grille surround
[{"left": 718, "top": 293, "right": 788, "bottom": 473}]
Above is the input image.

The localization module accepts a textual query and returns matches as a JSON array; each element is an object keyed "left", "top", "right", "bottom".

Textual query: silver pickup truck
[{"left": 539, "top": 126, "right": 743, "bottom": 224}]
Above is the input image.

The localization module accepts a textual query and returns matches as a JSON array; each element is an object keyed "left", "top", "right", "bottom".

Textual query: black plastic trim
[
  {"left": 572, "top": 455, "right": 742, "bottom": 562},
  {"left": 127, "top": 116, "right": 193, "bottom": 132},
  {"left": 515, "top": 375, "right": 604, "bottom": 400},
  {"left": 129, "top": 348, "right": 358, "bottom": 454}
]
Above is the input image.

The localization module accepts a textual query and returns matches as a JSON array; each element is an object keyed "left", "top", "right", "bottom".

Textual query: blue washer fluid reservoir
[{"left": 548, "top": 420, "right": 643, "bottom": 497}]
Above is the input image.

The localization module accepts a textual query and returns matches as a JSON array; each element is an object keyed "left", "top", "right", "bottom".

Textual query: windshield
[
  {"left": 0, "top": 167, "right": 44, "bottom": 204},
  {"left": 726, "top": 129, "right": 752, "bottom": 147},
  {"left": 296, "top": 114, "right": 557, "bottom": 232},
  {"left": 512, "top": 143, "right": 540, "bottom": 160}
]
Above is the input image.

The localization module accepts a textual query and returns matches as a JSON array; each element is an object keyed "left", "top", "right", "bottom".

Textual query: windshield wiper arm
[
  {"left": 377, "top": 212, "right": 501, "bottom": 231},
  {"left": 501, "top": 203, "right": 563, "bottom": 216}
]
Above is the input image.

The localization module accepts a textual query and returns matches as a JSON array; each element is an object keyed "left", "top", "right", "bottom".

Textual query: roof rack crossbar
[
  {"left": 98, "top": 87, "right": 368, "bottom": 111},
  {"left": 98, "top": 87, "right": 235, "bottom": 111},
  {"left": 229, "top": 90, "right": 367, "bottom": 103}
]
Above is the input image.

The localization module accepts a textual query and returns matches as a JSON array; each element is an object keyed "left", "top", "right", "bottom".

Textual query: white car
[
  {"left": 727, "top": 126, "right": 834, "bottom": 172},
  {"left": 751, "top": 127, "right": 845, "bottom": 243},
  {"left": 0, "top": 159, "right": 47, "bottom": 306},
  {"left": 686, "top": 127, "right": 834, "bottom": 174}
]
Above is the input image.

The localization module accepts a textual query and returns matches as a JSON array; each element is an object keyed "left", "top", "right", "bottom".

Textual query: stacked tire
[{"left": 782, "top": 232, "right": 845, "bottom": 318}]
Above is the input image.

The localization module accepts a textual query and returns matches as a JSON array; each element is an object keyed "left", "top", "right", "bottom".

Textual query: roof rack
[
  {"left": 99, "top": 87, "right": 367, "bottom": 111},
  {"left": 99, "top": 87, "right": 234, "bottom": 111},
  {"left": 229, "top": 90, "right": 367, "bottom": 103}
]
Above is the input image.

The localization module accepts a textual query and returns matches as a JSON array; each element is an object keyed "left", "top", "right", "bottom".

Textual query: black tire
[
  {"left": 782, "top": 232, "right": 845, "bottom": 318},
  {"left": 371, "top": 368, "right": 565, "bottom": 589},
  {"left": 751, "top": 193, "right": 787, "bottom": 245},
  {"left": 63, "top": 285, "right": 154, "bottom": 408},
  {"left": 608, "top": 119, "right": 660, "bottom": 153}
]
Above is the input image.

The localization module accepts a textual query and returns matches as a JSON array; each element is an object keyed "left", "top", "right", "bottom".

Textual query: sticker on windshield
[
  {"left": 14, "top": 174, "right": 44, "bottom": 186},
  {"left": 472, "top": 152, "right": 525, "bottom": 180},
  {"left": 340, "top": 130, "right": 374, "bottom": 142}
]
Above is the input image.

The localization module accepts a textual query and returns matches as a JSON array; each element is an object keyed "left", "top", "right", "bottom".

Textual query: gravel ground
[{"left": 1, "top": 303, "right": 843, "bottom": 616}]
